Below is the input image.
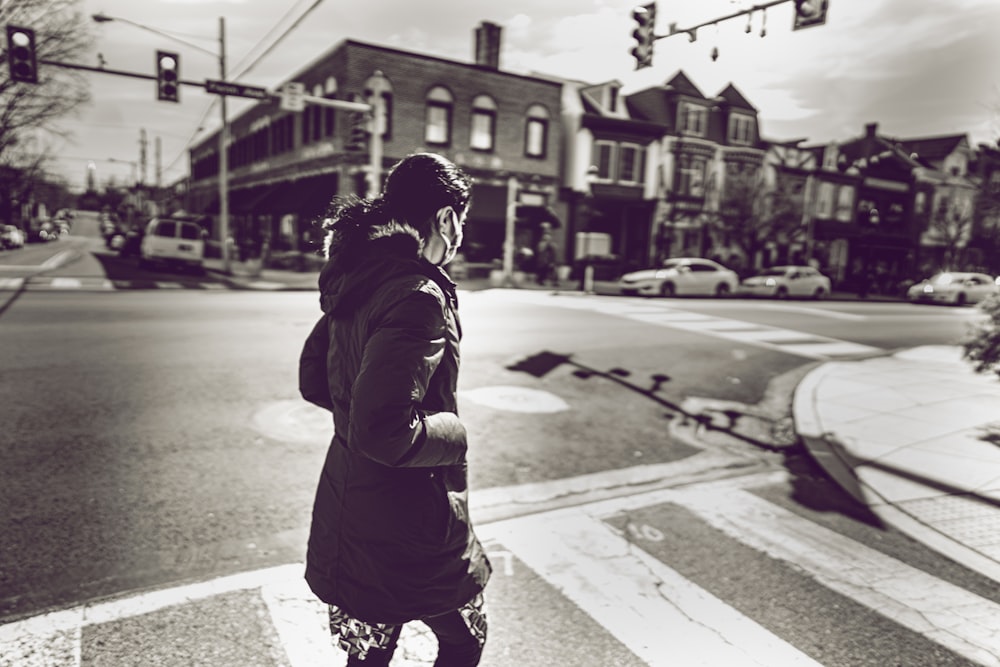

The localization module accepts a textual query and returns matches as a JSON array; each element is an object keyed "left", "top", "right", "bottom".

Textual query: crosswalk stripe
[
  {"left": 673, "top": 486, "right": 1000, "bottom": 666},
  {"left": 777, "top": 341, "right": 882, "bottom": 357},
  {"left": 4, "top": 466, "right": 995, "bottom": 666},
  {"left": 49, "top": 278, "right": 82, "bottom": 289},
  {"left": 0, "top": 277, "right": 24, "bottom": 289},
  {"left": 497, "top": 292, "right": 884, "bottom": 359},
  {"left": 724, "top": 328, "right": 819, "bottom": 342},
  {"left": 154, "top": 281, "right": 185, "bottom": 289},
  {"left": 485, "top": 508, "right": 824, "bottom": 666},
  {"left": 260, "top": 578, "right": 342, "bottom": 667}
]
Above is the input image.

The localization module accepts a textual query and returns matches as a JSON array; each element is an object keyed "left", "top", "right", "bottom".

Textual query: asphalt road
[{"left": 1, "top": 219, "right": 996, "bottom": 666}]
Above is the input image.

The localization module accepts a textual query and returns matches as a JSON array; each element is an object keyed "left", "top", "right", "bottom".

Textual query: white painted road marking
[
  {"left": 488, "top": 506, "right": 824, "bottom": 666},
  {"left": 489, "top": 291, "right": 883, "bottom": 360},
  {"left": 674, "top": 485, "right": 1000, "bottom": 667},
  {"left": 4, "top": 465, "right": 998, "bottom": 665}
]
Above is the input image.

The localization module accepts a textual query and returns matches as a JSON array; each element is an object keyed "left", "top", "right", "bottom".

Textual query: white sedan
[
  {"left": 617, "top": 257, "right": 739, "bottom": 297},
  {"left": 907, "top": 272, "right": 999, "bottom": 306},
  {"left": 739, "top": 265, "right": 832, "bottom": 299}
]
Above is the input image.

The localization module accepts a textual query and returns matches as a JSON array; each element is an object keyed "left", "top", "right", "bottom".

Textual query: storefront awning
[{"left": 515, "top": 204, "right": 562, "bottom": 228}]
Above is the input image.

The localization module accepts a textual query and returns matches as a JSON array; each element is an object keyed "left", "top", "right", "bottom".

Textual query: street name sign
[{"left": 204, "top": 79, "right": 269, "bottom": 100}]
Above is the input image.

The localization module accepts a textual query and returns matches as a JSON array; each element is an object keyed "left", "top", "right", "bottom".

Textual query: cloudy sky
[{"left": 45, "top": 0, "right": 1000, "bottom": 190}]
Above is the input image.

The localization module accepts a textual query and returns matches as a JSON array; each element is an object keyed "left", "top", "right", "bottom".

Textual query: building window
[
  {"left": 618, "top": 143, "right": 645, "bottom": 184},
  {"left": 470, "top": 94, "right": 497, "bottom": 151},
  {"left": 680, "top": 103, "right": 707, "bottom": 136},
  {"left": 677, "top": 155, "right": 706, "bottom": 196},
  {"left": 524, "top": 104, "right": 549, "bottom": 158},
  {"left": 815, "top": 182, "right": 834, "bottom": 218},
  {"left": 836, "top": 185, "right": 854, "bottom": 221},
  {"left": 728, "top": 114, "right": 754, "bottom": 145},
  {"left": 425, "top": 85, "right": 453, "bottom": 146},
  {"left": 594, "top": 140, "right": 615, "bottom": 180}
]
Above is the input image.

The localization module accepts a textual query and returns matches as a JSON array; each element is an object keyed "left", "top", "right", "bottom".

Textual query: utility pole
[
  {"left": 218, "top": 16, "right": 230, "bottom": 274},
  {"left": 139, "top": 128, "right": 148, "bottom": 185},
  {"left": 155, "top": 136, "right": 162, "bottom": 189}
]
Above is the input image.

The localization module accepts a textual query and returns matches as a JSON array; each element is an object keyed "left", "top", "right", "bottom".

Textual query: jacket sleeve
[
  {"left": 298, "top": 315, "right": 334, "bottom": 412},
  {"left": 348, "top": 287, "right": 466, "bottom": 467}
]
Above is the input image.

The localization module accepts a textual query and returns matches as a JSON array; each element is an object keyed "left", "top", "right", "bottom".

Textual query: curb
[{"left": 792, "top": 360, "right": 1000, "bottom": 583}]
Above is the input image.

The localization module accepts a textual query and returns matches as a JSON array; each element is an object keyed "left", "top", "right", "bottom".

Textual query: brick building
[{"left": 186, "top": 23, "right": 563, "bottom": 267}]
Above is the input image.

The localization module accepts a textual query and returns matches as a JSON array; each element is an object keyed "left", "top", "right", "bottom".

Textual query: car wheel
[
  {"left": 660, "top": 282, "right": 676, "bottom": 298},
  {"left": 955, "top": 292, "right": 967, "bottom": 306},
  {"left": 715, "top": 283, "right": 731, "bottom": 297},
  {"left": 775, "top": 287, "right": 789, "bottom": 299},
  {"left": 813, "top": 287, "right": 826, "bottom": 300}
]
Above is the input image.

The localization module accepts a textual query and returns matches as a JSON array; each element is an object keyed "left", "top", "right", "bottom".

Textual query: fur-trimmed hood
[{"left": 317, "top": 219, "right": 455, "bottom": 318}]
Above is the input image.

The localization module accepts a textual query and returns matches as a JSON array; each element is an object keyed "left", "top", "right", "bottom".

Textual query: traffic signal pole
[
  {"left": 631, "top": 0, "right": 828, "bottom": 68},
  {"left": 218, "top": 16, "right": 230, "bottom": 274}
]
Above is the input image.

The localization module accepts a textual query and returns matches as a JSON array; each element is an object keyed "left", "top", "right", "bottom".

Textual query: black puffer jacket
[{"left": 299, "top": 221, "right": 490, "bottom": 624}]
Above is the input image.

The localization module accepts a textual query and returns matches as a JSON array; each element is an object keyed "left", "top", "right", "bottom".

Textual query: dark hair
[
  {"left": 382, "top": 153, "right": 472, "bottom": 237},
  {"left": 318, "top": 153, "right": 471, "bottom": 257}
]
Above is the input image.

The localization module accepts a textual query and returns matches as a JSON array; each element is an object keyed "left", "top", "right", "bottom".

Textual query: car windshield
[
  {"left": 929, "top": 273, "right": 960, "bottom": 285},
  {"left": 758, "top": 268, "right": 787, "bottom": 277}
]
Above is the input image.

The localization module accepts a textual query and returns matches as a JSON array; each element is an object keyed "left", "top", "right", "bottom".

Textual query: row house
[
  {"left": 625, "top": 72, "right": 767, "bottom": 273},
  {"left": 559, "top": 78, "right": 662, "bottom": 276},
  {"left": 971, "top": 143, "right": 1000, "bottom": 272},
  {"left": 800, "top": 124, "right": 981, "bottom": 291},
  {"left": 186, "top": 23, "right": 564, "bottom": 265}
]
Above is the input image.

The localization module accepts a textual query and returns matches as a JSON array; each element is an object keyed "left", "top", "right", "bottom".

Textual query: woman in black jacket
[{"left": 299, "top": 153, "right": 491, "bottom": 666}]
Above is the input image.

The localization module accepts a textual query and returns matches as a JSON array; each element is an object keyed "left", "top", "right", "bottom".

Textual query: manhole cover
[
  {"left": 252, "top": 400, "right": 333, "bottom": 443},
  {"left": 461, "top": 386, "right": 569, "bottom": 413}
]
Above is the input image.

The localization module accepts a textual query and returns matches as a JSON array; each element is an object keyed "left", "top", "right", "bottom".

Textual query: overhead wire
[{"left": 162, "top": 0, "right": 327, "bottom": 182}]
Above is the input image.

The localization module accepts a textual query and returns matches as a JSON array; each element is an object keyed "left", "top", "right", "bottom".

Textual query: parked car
[
  {"left": 138, "top": 217, "right": 206, "bottom": 271},
  {"left": 906, "top": 272, "right": 999, "bottom": 306},
  {"left": 739, "top": 265, "right": 832, "bottom": 300},
  {"left": 617, "top": 257, "right": 739, "bottom": 297},
  {"left": 1, "top": 224, "right": 25, "bottom": 250}
]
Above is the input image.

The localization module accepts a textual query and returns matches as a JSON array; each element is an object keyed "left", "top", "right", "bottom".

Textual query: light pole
[{"left": 92, "top": 13, "right": 231, "bottom": 274}]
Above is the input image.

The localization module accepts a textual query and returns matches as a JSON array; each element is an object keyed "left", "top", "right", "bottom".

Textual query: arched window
[
  {"left": 425, "top": 85, "right": 453, "bottom": 146},
  {"left": 470, "top": 94, "right": 497, "bottom": 151},
  {"left": 524, "top": 104, "right": 549, "bottom": 158}
]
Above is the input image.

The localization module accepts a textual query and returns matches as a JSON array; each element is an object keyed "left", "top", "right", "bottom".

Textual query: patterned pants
[{"left": 328, "top": 592, "right": 487, "bottom": 665}]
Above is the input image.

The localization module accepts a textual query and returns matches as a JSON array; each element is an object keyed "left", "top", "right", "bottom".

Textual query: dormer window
[
  {"left": 680, "top": 103, "right": 706, "bottom": 136},
  {"left": 728, "top": 114, "right": 754, "bottom": 145}
]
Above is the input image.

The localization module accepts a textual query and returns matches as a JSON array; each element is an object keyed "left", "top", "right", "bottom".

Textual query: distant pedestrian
[
  {"left": 535, "top": 230, "right": 558, "bottom": 286},
  {"left": 298, "top": 153, "right": 491, "bottom": 666}
]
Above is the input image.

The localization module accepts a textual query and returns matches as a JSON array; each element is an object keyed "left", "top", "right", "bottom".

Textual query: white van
[{"left": 139, "top": 217, "right": 206, "bottom": 271}]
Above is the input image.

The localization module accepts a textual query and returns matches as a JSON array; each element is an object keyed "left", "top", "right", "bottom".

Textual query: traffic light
[
  {"left": 346, "top": 110, "right": 369, "bottom": 151},
  {"left": 156, "top": 50, "right": 179, "bottom": 102},
  {"left": 6, "top": 25, "right": 39, "bottom": 84},
  {"left": 630, "top": 3, "right": 656, "bottom": 70},
  {"left": 792, "top": 0, "right": 829, "bottom": 31}
]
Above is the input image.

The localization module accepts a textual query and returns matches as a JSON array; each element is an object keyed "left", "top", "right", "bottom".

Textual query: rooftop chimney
[
  {"left": 474, "top": 22, "right": 502, "bottom": 70},
  {"left": 865, "top": 122, "right": 878, "bottom": 137}
]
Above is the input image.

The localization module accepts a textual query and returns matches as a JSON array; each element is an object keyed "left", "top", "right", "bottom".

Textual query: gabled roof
[
  {"left": 895, "top": 134, "right": 968, "bottom": 162},
  {"left": 663, "top": 70, "right": 704, "bottom": 99},
  {"left": 715, "top": 83, "right": 756, "bottom": 111},
  {"left": 838, "top": 135, "right": 923, "bottom": 170}
]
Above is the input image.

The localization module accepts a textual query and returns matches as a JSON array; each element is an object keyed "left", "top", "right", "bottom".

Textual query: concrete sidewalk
[{"left": 793, "top": 345, "right": 1000, "bottom": 583}]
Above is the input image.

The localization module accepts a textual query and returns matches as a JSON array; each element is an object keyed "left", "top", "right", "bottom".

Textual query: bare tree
[
  {"left": 1, "top": 0, "right": 93, "bottom": 221},
  {"left": 925, "top": 181, "right": 975, "bottom": 271},
  {"left": 705, "top": 167, "right": 805, "bottom": 273}
]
